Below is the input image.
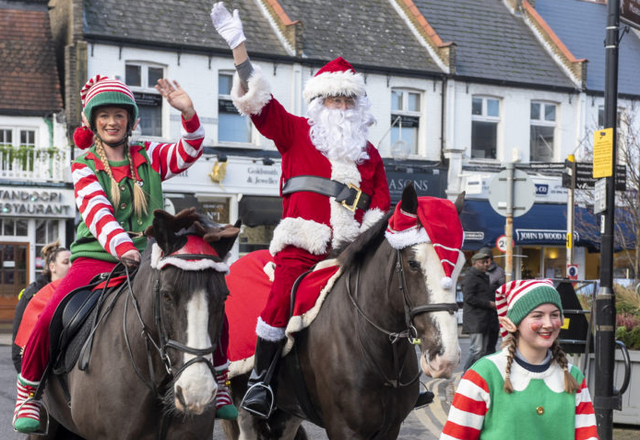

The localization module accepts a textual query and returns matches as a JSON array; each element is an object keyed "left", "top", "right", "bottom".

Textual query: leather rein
[{"left": 346, "top": 247, "right": 458, "bottom": 388}]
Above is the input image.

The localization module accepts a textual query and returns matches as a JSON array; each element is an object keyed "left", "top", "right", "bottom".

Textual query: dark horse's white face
[
  {"left": 404, "top": 242, "right": 462, "bottom": 379},
  {"left": 159, "top": 267, "right": 229, "bottom": 415}
]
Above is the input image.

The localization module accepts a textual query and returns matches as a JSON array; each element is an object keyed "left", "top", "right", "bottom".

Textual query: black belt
[{"left": 282, "top": 175, "right": 371, "bottom": 212}]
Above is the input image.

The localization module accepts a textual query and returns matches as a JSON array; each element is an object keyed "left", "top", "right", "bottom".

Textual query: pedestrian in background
[
  {"left": 461, "top": 251, "right": 498, "bottom": 371},
  {"left": 441, "top": 279, "right": 598, "bottom": 440},
  {"left": 479, "top": 245, "right": 504, "bottom": 354},
  {"left": 11, "top": 240, "right": 70, "bottom": 373}
]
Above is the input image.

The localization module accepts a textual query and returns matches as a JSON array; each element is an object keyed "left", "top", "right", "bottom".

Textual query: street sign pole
[
  {"left": 595, "top": 1, "right": 621, "bottom": 438},
  {"left": 566, "top": 155, "right": 575, "bottom": 274},
  {"left": 505, "top": 163, "right": 514, "bottom": 283}
]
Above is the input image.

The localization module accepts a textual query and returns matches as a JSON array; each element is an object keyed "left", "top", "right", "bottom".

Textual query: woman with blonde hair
[{"left": 11, "top": 240, "right": 70, "bottom": 372}]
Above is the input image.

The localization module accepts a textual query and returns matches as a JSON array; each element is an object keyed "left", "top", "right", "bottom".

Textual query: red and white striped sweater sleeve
[
  {"left": 575, "top": 378, "right": 599, "bottom": 440},
  {"left": 72, "top": 162, "right": 136, "bottom": 259},
  {"left": 145, "top": 113, "right": 205, "bottom": 179},
  {"left": 440, "top": 369, "right": 490, "bottom": 440}
]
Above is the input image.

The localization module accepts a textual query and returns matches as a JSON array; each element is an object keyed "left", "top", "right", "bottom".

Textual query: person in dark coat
[
  {"left": 479, "top": 246, "right": 505, "bottom": 354},
  {"left": 11, "top": 241, "right": 70, "bottom": 372},
  {"left": 461, "top": 251, "right": 498, "bottom": 371}
]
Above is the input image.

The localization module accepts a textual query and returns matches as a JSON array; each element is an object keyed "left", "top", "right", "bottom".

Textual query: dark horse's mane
[{"left": 331, "top": 211, "right": 393, "bottom": 273}]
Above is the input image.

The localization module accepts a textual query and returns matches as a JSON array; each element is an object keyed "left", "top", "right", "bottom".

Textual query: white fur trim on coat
[
  {"left": 329, "top": 157, "right": 362, "bottom": 249},
  {"left": 303, "top": 71, "right": 366, "bottom": 104},
  {"left": 230, "top": 64, "right": 272, "bottom": 116},
  {"left": 359, "top": 208, "right": 385, "bottom": 233},
  {"left": 256, "top": 316, "right": 286, "bottom": 341},
  {"left": 269, "top": 217, "right": 332, "bottom": 256}
]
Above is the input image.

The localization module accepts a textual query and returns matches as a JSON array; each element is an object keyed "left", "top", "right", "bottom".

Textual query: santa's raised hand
[{"left": 211, "top": 2, "right": 246, "bottom": 49}]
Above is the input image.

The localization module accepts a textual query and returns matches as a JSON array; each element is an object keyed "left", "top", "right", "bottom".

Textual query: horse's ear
[
  {"left": 454, "top": 191, "right": 466, "bottom": 215},
  {"left": 400, "top": 182, "right": 418, "bottom": 215},
  {"left": 150, "top": 209, "right": 182, "bottom": 254}
]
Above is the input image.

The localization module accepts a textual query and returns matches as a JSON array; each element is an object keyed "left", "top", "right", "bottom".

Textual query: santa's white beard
[{"left": 307, "top": 97, "right": 375, "bottom": 164}]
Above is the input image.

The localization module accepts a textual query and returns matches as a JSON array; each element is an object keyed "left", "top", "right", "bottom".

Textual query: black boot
[
  {"left": 241, "top": 337, "right": 285, "bottom": 419},
  {"left": 414, "top": 390, "right": 434, "bottom": 409}
]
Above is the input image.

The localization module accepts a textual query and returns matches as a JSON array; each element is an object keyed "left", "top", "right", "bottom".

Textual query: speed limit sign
[{"left": 496, "top": 235, "right": 507, "bottom": 253}]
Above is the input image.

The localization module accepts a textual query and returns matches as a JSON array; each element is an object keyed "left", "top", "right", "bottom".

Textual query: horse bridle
[
  {"left": 346, "top": 247, "right": 458, "bottom": 388},
  {"left": 122, "top": 246, "right": 224, "bottom": 396}
]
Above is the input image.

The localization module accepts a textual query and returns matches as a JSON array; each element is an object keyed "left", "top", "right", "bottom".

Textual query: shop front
[
  {"left": 0, "top": 185, "right": 75, "bottom": 324},
  {"left": 162, "top": 154, "right": 282, "bottom": 261}
]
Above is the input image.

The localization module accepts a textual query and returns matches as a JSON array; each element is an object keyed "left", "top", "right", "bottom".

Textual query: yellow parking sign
[{"left": 593, "top": 128, "right": 613, "bottom": 178}]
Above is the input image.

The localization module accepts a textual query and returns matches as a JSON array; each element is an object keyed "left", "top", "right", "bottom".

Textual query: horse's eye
[
  {"left": 408, "top": 260, "right": 421, "bottom": 271},
  {"left": 162, "top": 292, "right": 173, "bottom": 304}
]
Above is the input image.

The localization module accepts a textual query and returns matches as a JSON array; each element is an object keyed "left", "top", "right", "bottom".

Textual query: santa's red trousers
[
  {"left": 259, "top": 246, "right": 326, "bottom": 330},
  {"left": 21, "top": 257, "right": 230, "bottom": 381}
]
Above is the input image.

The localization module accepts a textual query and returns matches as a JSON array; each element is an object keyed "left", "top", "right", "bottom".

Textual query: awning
[
  {"left": 165, "top": 195, "right": 200, "bottom": 214},
  {"left": 460, "top": 200, "right": 635, "bottom": 251},
  {"left": 239, "top": 196, "right": 282, "bottom": 227}
]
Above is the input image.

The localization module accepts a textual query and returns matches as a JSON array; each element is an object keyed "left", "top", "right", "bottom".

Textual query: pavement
[{"left": 1, "top": 331, "right": 638, "bottom": 439}]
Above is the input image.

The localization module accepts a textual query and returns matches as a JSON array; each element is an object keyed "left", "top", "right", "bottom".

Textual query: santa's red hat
[
  {"left": 303, "top": 57, "right": 366, "bottom": 104},
  {"left": 385, "top": 197, "right": 465, "bottom": 289}
]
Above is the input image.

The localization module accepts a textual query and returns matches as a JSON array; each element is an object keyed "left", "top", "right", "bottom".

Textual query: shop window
[
  {"left": 35, "top": 219, "right": 60, "bottom": 272},
  {"left": 0, "top": 218, "right": 29, "bottom": 237},
  {"left": 530, "top": 102, "right": 556, "bottom": 162},
  {"left": 471, "top": 96, "right": 500, "bottom": 160},
  {"left": 125, "top": 63, "right": 164, "bottom": 137},
  {"left": 218, "top": 72, "right": 251, "bottom": 143},
  {"left": 390, "top": 89, "right": 421, "bottom": 155}
]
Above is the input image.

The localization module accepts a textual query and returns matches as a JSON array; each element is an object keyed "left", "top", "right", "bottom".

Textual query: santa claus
[{"left": 211, "top": 2, "right": 390, "bottom": 419}]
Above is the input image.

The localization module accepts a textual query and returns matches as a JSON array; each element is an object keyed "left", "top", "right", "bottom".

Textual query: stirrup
[
  {"left": 13, "top": 398, "right": 49, "bottom": 435},
  {"left": 241, "top": 382, "right": 275, "bottom": 419}
]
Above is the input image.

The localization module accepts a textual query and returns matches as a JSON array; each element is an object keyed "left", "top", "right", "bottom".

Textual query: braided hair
[
  {"left": 502, "top": 331, "right": 580, "bottom": 394},
  {"left": 41, "top": 239, "right": 68, "bottom": 278},
  {"left": 95, "top": 140, "right": 148, "bottom": 219}
]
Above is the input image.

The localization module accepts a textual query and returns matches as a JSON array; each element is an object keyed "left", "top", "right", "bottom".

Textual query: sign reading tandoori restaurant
[{"left": 0, "top": 186, "right": 75, "bottom": 218}]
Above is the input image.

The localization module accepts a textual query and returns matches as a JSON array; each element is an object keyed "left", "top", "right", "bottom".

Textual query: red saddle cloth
[
  {"left": 225, "top": 250, "right": 341, "bottom": 375},
  {"left": 14, "top": 275, "right": 128, "bottom": 349}
]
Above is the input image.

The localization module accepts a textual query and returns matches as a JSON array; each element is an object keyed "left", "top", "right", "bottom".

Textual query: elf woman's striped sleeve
[
  {"left": 575, "top": 378, "right": 599, "bottom": 440},
  {"left": 440, "top": 369, "right": 489, "bottom": 440},
  {"left": 146, "top": 112, "right": 204, "bottom": 180},
  {"left": 72, "top": 161, "right": 136, "bottom": 259}
]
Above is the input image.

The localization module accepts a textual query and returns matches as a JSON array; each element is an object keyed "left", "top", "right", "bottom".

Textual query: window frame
[
  {"left": 124, "top": 62, "right": 166, "bottom": 139},
  {"left": 217, "top": 71, "right": 252, "bottom": 145},
  {"left": 390, "top": 88, "right": 423, "bottom": 156},
  {"left": 0, "top": 127, "right": 37, "bottom": 148},
  {"left": 529, "top": 101, "right": 557, "bottom": 162},
  {"left": 471, "top": 96, "right": 501, "bottom": 160}
]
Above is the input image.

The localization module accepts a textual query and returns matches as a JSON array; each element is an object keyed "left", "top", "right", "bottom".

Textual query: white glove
[{"left": 210, "top": 2, "right": 246, "bottom": 50}]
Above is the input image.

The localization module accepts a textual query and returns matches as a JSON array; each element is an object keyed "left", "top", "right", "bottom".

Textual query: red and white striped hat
[
  {"left": 495, "top": 279, "right": 563, "bottom": 338},
  {"left": 385, "top": 197, "right": 464, "bottom": 289}
]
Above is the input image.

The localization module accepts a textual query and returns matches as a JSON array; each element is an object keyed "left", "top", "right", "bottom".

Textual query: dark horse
[
  {"left": 223, "top": 185, "right": 464, "bottom": 440},
  {"left": 28, "top": 208, "right": 239, "bottom": 440}
]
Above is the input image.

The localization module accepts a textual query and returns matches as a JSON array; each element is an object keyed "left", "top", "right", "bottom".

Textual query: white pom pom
[{"left": 441, "top": 276, "right": 453, "bottom": 290}]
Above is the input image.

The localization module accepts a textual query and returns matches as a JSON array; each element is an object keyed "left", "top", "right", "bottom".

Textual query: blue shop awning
[{"left": 460, "top": 200, "right": 635, "bottom": 251}]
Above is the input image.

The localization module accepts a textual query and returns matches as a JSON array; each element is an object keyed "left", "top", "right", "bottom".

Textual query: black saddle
[{"left": 48, "top": 267, "right": 132, "bottom": 375}]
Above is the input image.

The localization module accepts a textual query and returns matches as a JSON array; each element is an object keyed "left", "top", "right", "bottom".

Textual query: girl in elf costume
[
  {"left": 13, "top": 75, "right": 236, "bottom": 433},
  {"left": 440, "top": 279, "right": 599, "bottom": 440}
]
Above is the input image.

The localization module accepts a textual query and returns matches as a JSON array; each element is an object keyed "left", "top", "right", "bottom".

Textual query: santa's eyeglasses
[{"left": 323, "top": 96, "right": 356, "bottom": 109}]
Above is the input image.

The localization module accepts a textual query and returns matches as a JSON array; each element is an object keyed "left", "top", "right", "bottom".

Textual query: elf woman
[
  {"left": 441, "top": 279, "right": 599, "bottom": 440},
  {"left": 13, "top": 75, "right": 236, "bottom": 433}
]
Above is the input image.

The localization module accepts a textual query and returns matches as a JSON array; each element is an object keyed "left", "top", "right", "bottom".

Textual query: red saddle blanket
[
  {"left": 14, "top": 275, "right": 128, "bottom": 349},
  {"left": 225, "top": 250, "right": 342, "bottom": 377}
]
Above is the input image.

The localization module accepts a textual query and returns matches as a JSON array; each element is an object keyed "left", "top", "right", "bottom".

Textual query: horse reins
[{"left": 346, "top": 248, "right": 458, "bottom": 388}]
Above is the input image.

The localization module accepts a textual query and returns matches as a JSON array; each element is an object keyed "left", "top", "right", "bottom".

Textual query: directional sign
[{"left": 562, "top": 160, "right": 626, "bottom": 191}]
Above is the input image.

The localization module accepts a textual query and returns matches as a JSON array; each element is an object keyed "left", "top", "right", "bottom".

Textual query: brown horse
[
  {"left": 223, "top": 185, "right": 463, "bottom": 440},
  {"left": 29, "top": 209, "right": 239, "bottom": 440}
]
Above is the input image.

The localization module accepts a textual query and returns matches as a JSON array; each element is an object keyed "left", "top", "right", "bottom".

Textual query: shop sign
[
  {"left": 464, "top": 231, "right": 484, "bottom": 241},
  {"left": 515, "top": 229, "right": 580, "bottom": 244},
  {"left": 0, "top": 186, "right": 75, "bottom": 218}
]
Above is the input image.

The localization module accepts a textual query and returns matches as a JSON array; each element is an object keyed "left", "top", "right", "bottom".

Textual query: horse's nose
[{"left": 175, "top": 385, "right": 187, "bottom": 412}]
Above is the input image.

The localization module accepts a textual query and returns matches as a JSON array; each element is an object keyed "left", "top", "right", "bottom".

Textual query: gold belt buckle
[{"left": 341, "top": 183, "right": 362, "bottom": 212}]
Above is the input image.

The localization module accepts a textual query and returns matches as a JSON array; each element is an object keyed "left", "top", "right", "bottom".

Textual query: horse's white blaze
[
  {"left": 414, "top": 244, "right": 461, "bottom": 378},
  {"left": 174, "top": 288, "right": 217, "bottom": 414}
]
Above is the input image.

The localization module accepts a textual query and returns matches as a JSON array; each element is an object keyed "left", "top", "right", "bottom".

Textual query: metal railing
[{"left": 0, "top": 147, "right": 70, "bottom": 182}]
